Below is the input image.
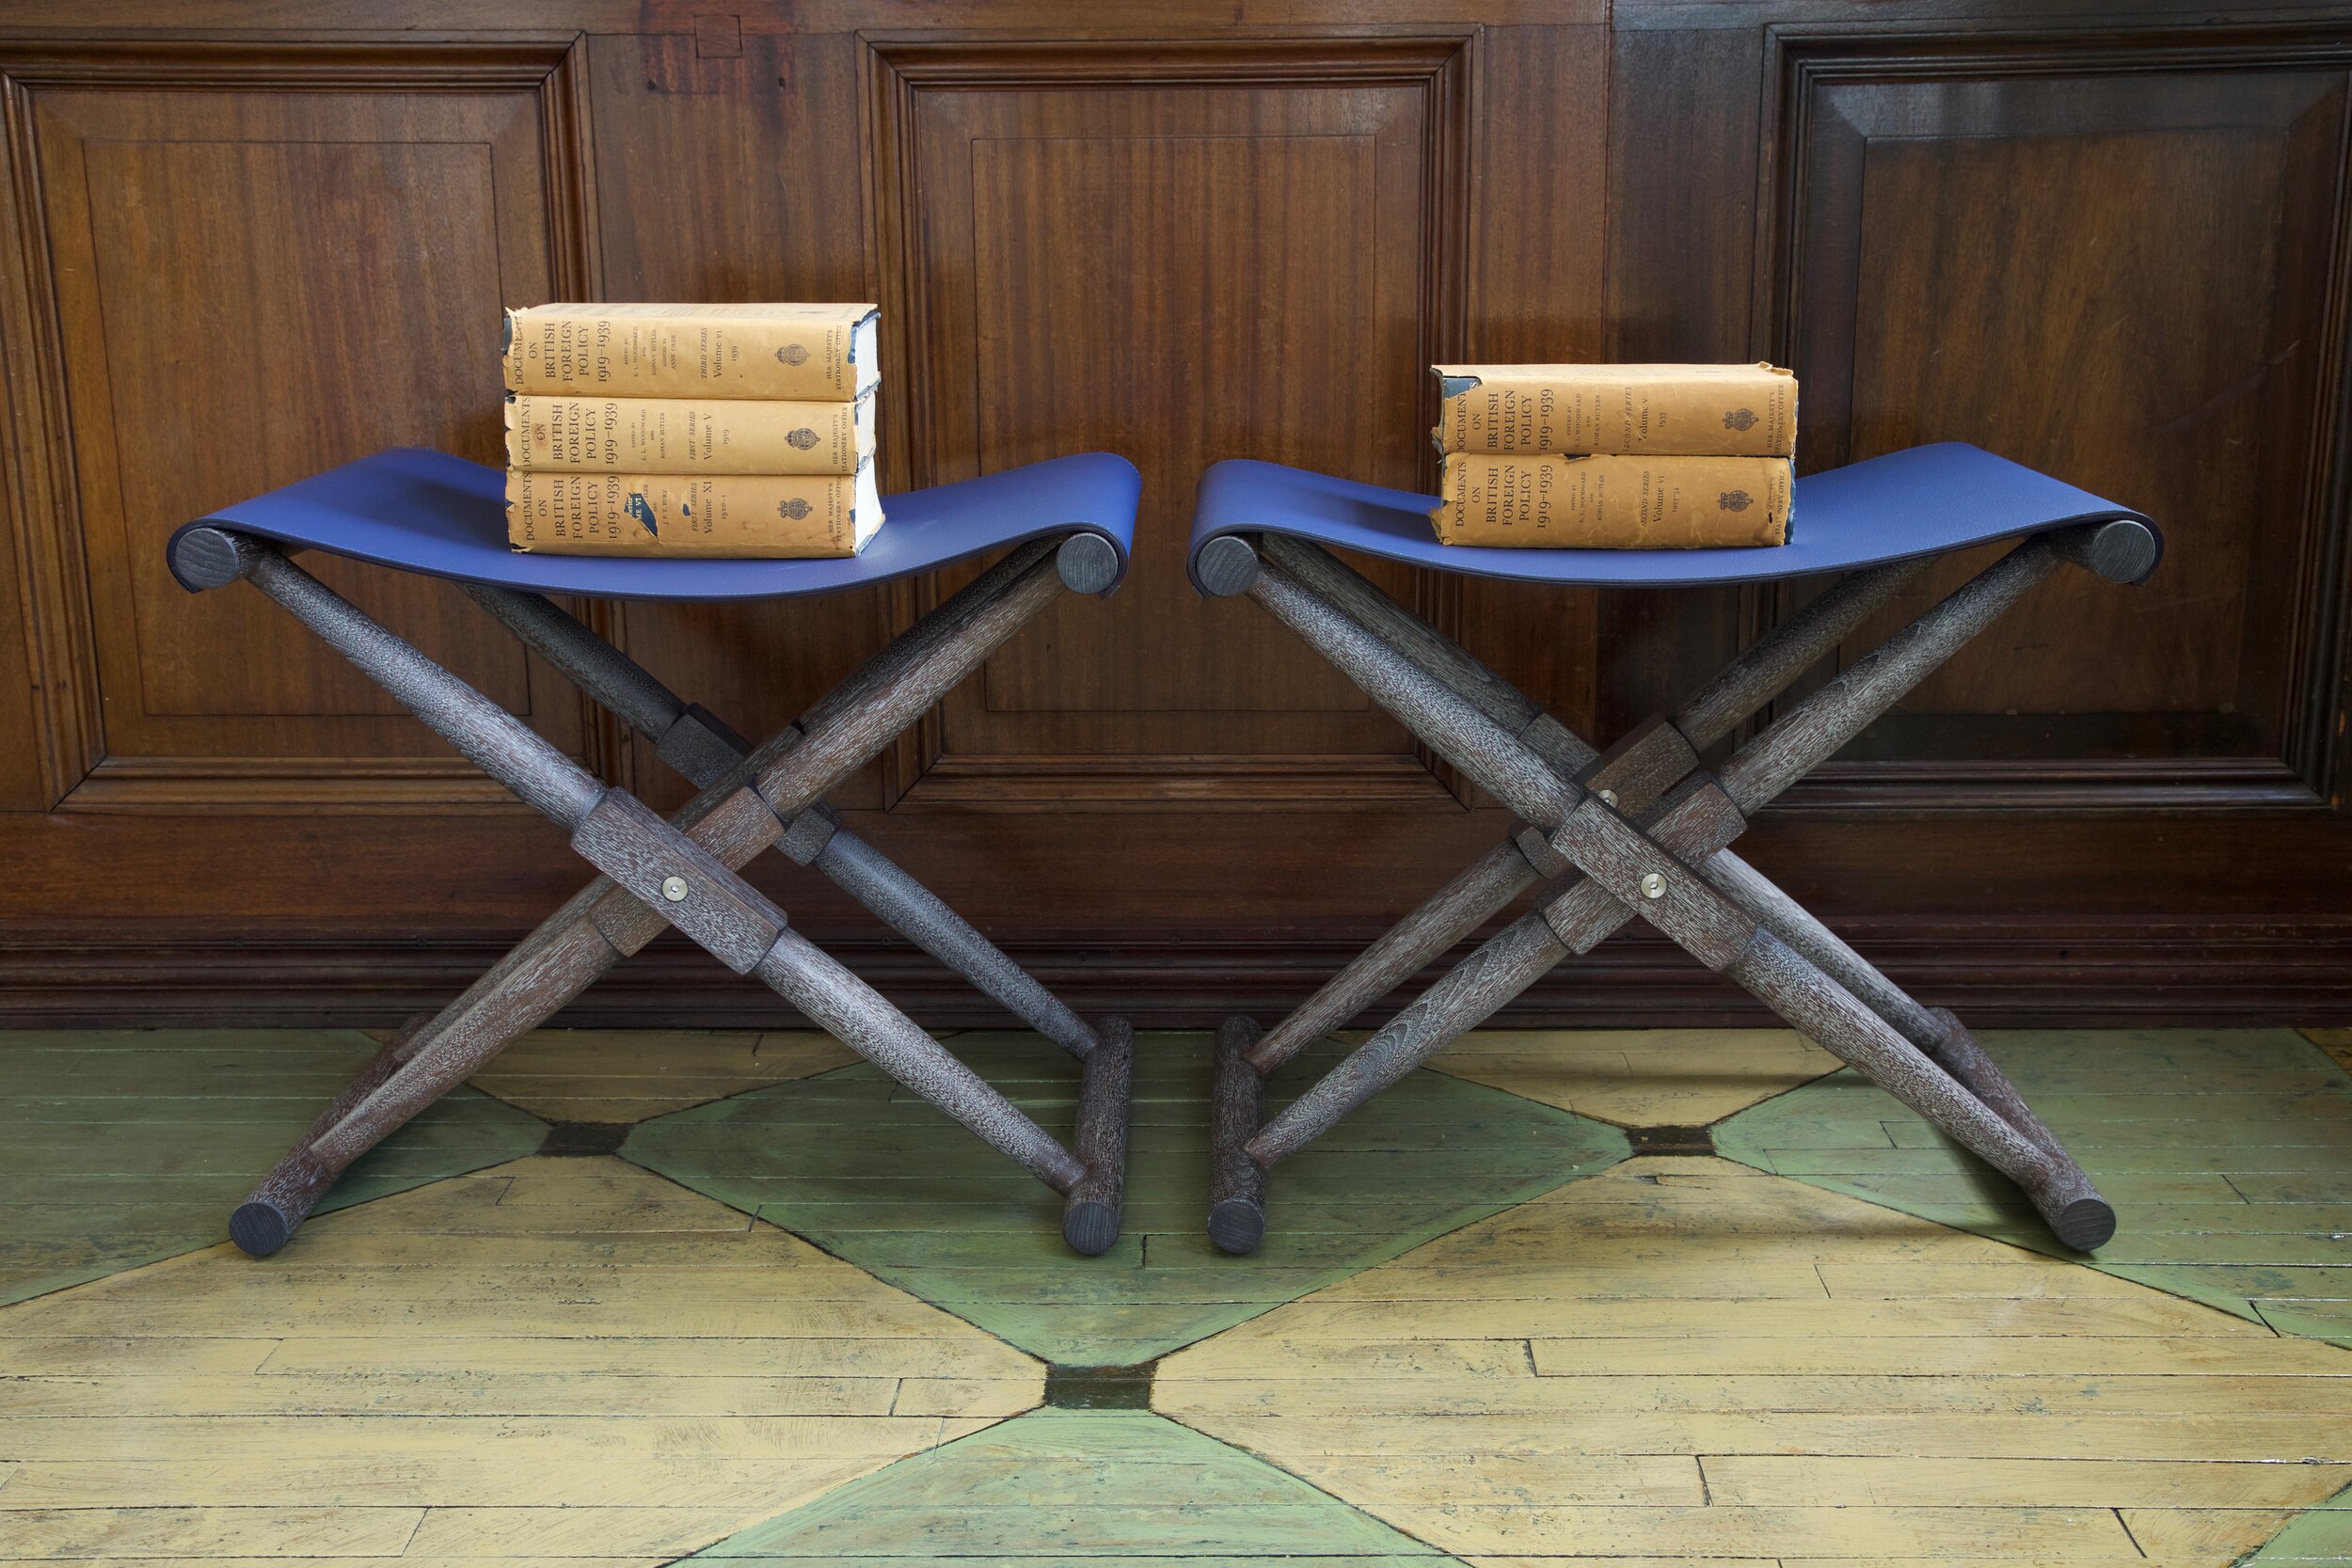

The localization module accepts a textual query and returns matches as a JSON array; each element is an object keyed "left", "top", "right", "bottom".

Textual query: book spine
[
  {"left": 1438, "top": 369, "right": 1796, "bottom": 457},
  {"left": 1432, "top": 454, "right": 1791, "bottom": 548},
  {"left": 506, "top": 469, "right": 865, "bottom": 557},
  {"left": 504, "top": 395, "right": 870, "bottom": 475},
  {"left": 503, "top": 310, "right": 868, "bottom": 400}
]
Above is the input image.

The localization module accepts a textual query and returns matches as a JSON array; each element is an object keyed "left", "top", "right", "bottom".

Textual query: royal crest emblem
[
  {"left": 1719, "top": 490, "right": 1752, "bottom": 512},
  {"left": 776, "top": 343, "right": 810, "bottom": 365},
  {"left": 786, "top": 427, "right": 819, "bottom": 450},
  {"left": 1724, "top": 408, "right": 1757, "bottom": 431},
  {"left": 777, "top": 498, "right": 812, "bottom": 520}
]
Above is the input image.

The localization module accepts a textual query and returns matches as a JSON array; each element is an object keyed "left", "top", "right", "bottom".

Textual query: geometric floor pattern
[
  {"left": 1716, "top": 1029, "right": 2352, "bottom": 1344},
  {"left": 0, "top": 1028, "right": 547, "bottom": 1307},
  {"left": 1160, "top": 1153, "right": 2352, "bottom": 1565},
  {"left": 1419, "top": 1025, "right": 1839, "bottom": 1127},
  {"left": 624, "top": 1031, "right": 1630, "bottom": 1365},
  {"left": 3, "top": 1023, "right": 2349, "bottom": 1565},
  {"left": 467, "top": 1027, "right": 857, "bottom": 1125},
  {"left": 681, "top": 1406, "right": 1442, "bottom": 1562},
  {"left": 0, "top": 1156, "right": 1039, "bottom": 1562}
]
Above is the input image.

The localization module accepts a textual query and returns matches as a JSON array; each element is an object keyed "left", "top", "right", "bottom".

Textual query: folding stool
[
  {"left": 168, "top": 447, "right": 1143, "bottom": 1256},
  {"left": 1184, "top": 442, "right": 2161, "bottom": 1258}
]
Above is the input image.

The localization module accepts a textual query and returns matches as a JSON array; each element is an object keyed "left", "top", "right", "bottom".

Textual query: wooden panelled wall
[{"left": 0, "top": 0, "right": 2346, "bottom": 1028}]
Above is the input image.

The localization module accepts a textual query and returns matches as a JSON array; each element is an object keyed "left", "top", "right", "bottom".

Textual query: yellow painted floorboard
[
  {"left": 1408, "top": 1026, "right": 1838, "bottom": 1126},
  {"left": 8, "top": 1028, "right": 2352, "bottom": 1565},
  {"left": 464, "top": 1027, "right": 856, "bottom": 1123},
  {"left": 0, "top": 1155, "right": 1039, "bottom": 1563},
  {"left": 1159, "top": 1154, "right": 2352, "bottom": 1565}
]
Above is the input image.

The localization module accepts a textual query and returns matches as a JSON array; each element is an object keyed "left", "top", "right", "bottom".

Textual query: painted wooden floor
[
  {"left": 0, "top": 1031, "right": 545, "bottom": 1307},
  {"left": 1715, "top": 1029, "right": 2352, "bottom": 1343},
  {"left": 1160, "top": 1154, "right": 2352, "bottom": 1566},
  {"left": 0, "top": 1025, "right": 2347, "bottom": 1565},
  {"left": 621, "top": 1030, "right": 1631, "bottom": 1365}
]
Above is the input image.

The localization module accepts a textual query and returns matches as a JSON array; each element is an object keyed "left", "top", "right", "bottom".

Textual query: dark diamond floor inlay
[
  {"left": 536, "top": 1119, "right": 634, "bottom": 1157},
  {"left": 1625, "top": 1122, "right": 1716, "bottom": 1155},
  {"left": 622, "top": 1028, "right": 1631, "bottom": 1363},
  {"left": 1043, "top": 1361, "right": 1156, "bottom": 1409}
]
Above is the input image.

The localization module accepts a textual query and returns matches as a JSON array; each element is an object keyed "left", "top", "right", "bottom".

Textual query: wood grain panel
[
  {"left": 0, "top": 5, "right": 2342, "bottom": 1028},
  {"left": 868, "top": 38, "right": 1472, "bottom": 806},
  {"left": 1457, "top": 24, "right": 1609, "bottom": 744},
  {"left": 968, "top": 131, "right": 1382, "bottom": 718},
  {"left": 1760, "top": 34, "right": 2352, "bottom": 809},
  {"left": 583, "top": 30, "right": 884, "bottom": 813},
  {"left": 1595, "top": 24, "right": 1765, "bottom": 739},
  {"left": 2, "top": 41, "right": 600, "bottom": 809}
]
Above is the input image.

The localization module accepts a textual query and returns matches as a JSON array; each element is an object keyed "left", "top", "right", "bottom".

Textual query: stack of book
[
  {"left": 502, "top": 303, "right": 882, "bottom": 558},
  {"left": 1427, "top": 363, "right": 1797, "bottom": 548}
]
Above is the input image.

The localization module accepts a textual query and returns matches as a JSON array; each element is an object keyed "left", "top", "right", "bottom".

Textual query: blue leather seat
[
  {"left": 1187, "top": 443, "right": 2159, "bottom": 592},
  {"left": 171, "top": 447, "right": 1142, "bottom": 602}
]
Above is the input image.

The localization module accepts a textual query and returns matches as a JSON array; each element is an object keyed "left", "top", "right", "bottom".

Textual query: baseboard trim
[{"left": 3, "top": 921, "right": 2347, "bottom": 1031}]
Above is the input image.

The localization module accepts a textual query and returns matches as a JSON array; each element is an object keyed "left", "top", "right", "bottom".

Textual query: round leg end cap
[
  {"left": 229, "top": 1201, "right": 293, "bottom": 1258},
  {"left": 1207, "top": 1197, "right": 1265, "bottom": 1256},
  {"left": 2054, "top": 1196, "right": 2117, "bottom": 1252},
  {"left": 1062, "top": 1199, "right": 1121, "bottom": 1257}
]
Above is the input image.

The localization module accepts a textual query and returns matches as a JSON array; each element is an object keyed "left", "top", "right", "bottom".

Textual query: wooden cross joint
[
  {"left": 653, "top": 704, "right": 750, "bottom": 784},
  {"left": 1547, "top": 794, "right": 1756, "bottom": 971},
  {"left": 570, "top": 790, "right": 789, "bottom": 974},
  {"left": 777, "top": 801, "right": 843, "bottom": 865},
  {"left": 1514, "top": 825, "right": 1572, "bottom": 879},
  {"left": 1579, "top": 712, "right": 1703, "bottom": 816}
]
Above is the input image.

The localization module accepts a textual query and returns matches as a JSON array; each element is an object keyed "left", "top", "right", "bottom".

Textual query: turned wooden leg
[
  {"left": 1928, "top": 1010, "right": 2114, "bottom": 1248},
  {"left": 469, "top": 580, "right": 1103, "bottom": 1059},
  {"left": 1700, "top": 847, "right": 2114, "bottom": 1248},
  {"left": 1248, "top": 837, "right": 1546, "bottom": 1075},
  {"left": 1236, "top": 529, "right": 2130, "bottom": 1253},
  {"left": 1062, "top": 1019, "right": 1135, "bottom": 1255},
  {"left": 1209, "top": 1017, "right": 1268, "bottom": 1255},
  {"left": 230, "top": 1016, "right": 428, "bottom": 1257},
  {"left": 1248, "top": 917, "right": 1568, "bottom": 1170},
  {"left": 1723, "top": 929, "right": 2108, "bottom": 1248},
  {"left": 183, "top": 528, "right": 1099, "bottom": 1253}
]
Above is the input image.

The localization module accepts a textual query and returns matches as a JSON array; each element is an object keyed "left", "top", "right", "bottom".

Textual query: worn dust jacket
[
  {"left": 503, "top": 304, "right": 881, "bottom": 402},
  {"left": 506, "top": 464, "right": 882, "bottom": 557},
  {"left": 1432, "top": 453, "right": 1792, "bottom": 548},
  {"left": 1435, "top": 363, "right": 1797, "bottom": 458},
  {"left": 505, "top": 392, "right": 875, "bottom": 475}
]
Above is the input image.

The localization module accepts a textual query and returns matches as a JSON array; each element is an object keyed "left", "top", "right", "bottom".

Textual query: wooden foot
[
  {"left": 229, "top": 1025, "right": 417, "bottom": 1257},
  {"left": 1209, "top": 1017, "right": 1268, "bottom": 1255},
  {"left": 1929, "top": 1009, "right": 2117, "bottom": 1250},
  {"left": 1723, "top": 928, "right": 2106, "bottom": 1250},
  {"left": 1062, "top": 1018, "right": 1134, "bottom": 1256},
  {"left": 1697, "top": 846, "right": 2117, "bottom": 1251}
]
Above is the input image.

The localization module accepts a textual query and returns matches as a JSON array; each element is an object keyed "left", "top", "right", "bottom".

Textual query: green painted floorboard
[
  {"left": 2252, "top": 1482, "right": 2352, "bottom": 1562},
  {"left": 0, "top": 1029, "right": 548, "bottom": 1305},
  {"left": 1714, "top": 1028, "right": 2352, "bottom": 1344},
  {"left": 687, "top": 1406, "right": 1450, "bottom": 1561},
  {"left": 624, "top": 1030, "right": 1629, "bottom": 1364}
]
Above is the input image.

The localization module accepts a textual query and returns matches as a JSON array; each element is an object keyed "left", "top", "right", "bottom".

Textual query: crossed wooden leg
[
  {"left": 169, "top": 528, "right": 1134, "bottom": 1257},
  {"left": 1196, "top": 520, "right": 2158, "bottom": 1257}
]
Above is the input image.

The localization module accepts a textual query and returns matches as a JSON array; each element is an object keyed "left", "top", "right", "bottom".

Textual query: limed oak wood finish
[
  {"left": 176, "top": 525, "right": 1136, "bottom": 1254},
  {"left": 1202, "top": 522, "right": 2140, "bottom": 1251},
  {"left": 0, "top": 2, "right": 2347, "bottom": 1027}
]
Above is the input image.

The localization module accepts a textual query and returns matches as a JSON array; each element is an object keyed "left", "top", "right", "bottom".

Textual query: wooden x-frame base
[
  {"left": 168, "top": 527, "right": 1136, "bottom": 1258},
  {"left": 1192, "top": 520, "right": 2161, "bottom": 1259}
]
